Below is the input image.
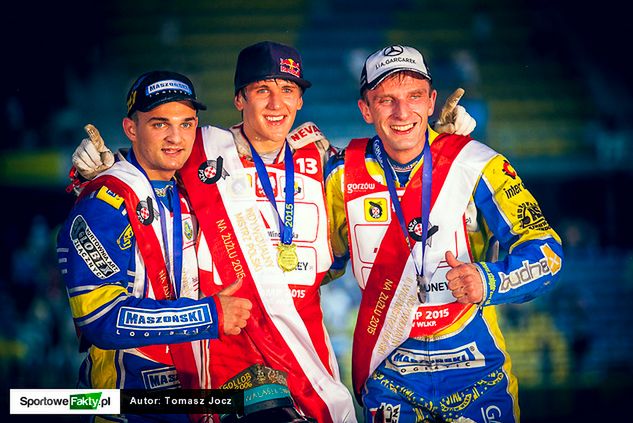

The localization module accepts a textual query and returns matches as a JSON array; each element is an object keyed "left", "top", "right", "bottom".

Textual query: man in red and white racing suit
[{"left": 325, "top": 45, "right": 564, "bottom": 423}]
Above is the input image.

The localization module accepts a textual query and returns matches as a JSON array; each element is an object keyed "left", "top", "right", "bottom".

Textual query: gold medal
[{"left": 277, "top": 243, "right": 298, "bottom": 272}]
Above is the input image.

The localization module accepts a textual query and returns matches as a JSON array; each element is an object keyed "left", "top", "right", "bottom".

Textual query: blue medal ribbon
[
  {"left": 128, "top": 150, "right": 183, "bottom": 299},
  {"left": 248, "top": 141, "right": 295, "bottom": 246},
  {"left": 372, "top": 131, "right": 432, "bottom": 303},
  {"left": 161, "top": 184, "right": 183, "bottom": 298}
]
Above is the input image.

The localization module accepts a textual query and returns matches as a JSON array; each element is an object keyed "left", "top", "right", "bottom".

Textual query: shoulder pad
[
  {"left": 287, "top": 122, "right": 330, "bottom": 150},
  {"left": 95, "top": 186, "right": 124, "bottom": 210}
]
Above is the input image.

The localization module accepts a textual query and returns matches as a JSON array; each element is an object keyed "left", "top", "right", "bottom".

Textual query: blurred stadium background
[{"left": 2, "top": 0, "right": 632, "bottom": 421}]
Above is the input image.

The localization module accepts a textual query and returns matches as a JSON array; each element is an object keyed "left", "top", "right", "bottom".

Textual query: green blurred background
[{"left": 2, "top": 0, "right": 632, "bottom": 421}]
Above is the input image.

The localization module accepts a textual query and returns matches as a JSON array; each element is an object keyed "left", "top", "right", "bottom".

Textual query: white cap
[{"left": 360, "top": 45, "right": 432, "bottom": 94}]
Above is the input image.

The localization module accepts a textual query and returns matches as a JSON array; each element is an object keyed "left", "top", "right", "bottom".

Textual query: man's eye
[
  {"left": 154, "top": 122, "right": 166, "bottom": 128},
  {"left": 182, "top": 122, "right": 192, "bottom": 129}
]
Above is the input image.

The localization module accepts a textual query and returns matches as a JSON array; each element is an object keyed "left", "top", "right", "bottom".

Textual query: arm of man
[
  {"left": 57, "top": 194, "right": 251, "bottom": 350},
  {"left": 446, "top": 154, "right": 564, "bottom": 305},
  {"left": 322, "top": 149, "right": 350, "bottom": 284}
]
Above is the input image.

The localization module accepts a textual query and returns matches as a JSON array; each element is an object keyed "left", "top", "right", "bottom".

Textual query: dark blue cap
[
  {"left": 234, "top": 41, "right": 312, "bottom": 94},
  {"left": 126, "top": 70, "right": 207, "bottom": 117}
]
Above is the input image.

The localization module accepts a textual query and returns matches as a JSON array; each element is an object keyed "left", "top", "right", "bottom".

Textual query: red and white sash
[
  {"left": 80, "top": 160, "right": 204, "bottom": 389},
  {"left": 179, "top": 126, "right": 356, "bottom": 423},
  {"left": 345, "top": 135, "right": 497, "bottom": 402}
]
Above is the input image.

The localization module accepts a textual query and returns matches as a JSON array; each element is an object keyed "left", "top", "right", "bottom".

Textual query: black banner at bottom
[{"left": 121, "top": 389, "right": 243, "bottom": 414}]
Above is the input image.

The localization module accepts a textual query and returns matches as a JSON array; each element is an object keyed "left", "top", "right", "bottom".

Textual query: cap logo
[
  {"left": 361, "top": 45, "right": 431, "bottom": 94},
  {"left": 383, "top": 45, "right": 404, "bottom": 56},
  {"left": 375, "top": 54, "right": 417, "bottom": 71},
  {"left": 146, "top": 79, "right": 192, "bottom": 96},
  {"left": 280, "top": 58, "right": 301, "bottom": 77},
  {"left": 127, "top": 90, "right": 137, "bottom": 113}
]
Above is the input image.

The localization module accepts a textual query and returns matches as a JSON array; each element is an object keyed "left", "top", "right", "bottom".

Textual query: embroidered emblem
[
  {"left": 364, "top": 198, "right": 388, "bottom": 222},
  {"left": 280, "top": 58, "right": 301, "bottom": 77},
  {"left": 183, "top": 220, "right": 193, "bottom": 241},
  {"left": 198, "top": 157, "right": 229, "bottom": 184},
  {"left": 407, "top": 217, "right": 438, "bottom": 243},
  {"left": 136, "top": 197, "right": 157, "bottom": 225},
  {"left": 117, "top": 224, "right": 133, "bottom": 250},
  {"left": 502, "top": 160, "right": 517, "bottom": 179},
  {"left": 517, "top": 202, "right": 550, "bottom": 231},
  {"left": 70, "top": 215, "right": 120, "bottom": 279}
]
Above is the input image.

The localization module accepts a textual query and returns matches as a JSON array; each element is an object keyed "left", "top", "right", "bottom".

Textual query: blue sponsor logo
[
  {"left": 385, "top": 342, "right": 485, "bottom": 374},
  {"left": 141, "top": 367, "right": 180, "bottom": 390},
  {"left": 146, "top": 79, "right": 192, "bottom": 95},
  {"left": 116, "top": 304, "right": 212, "bottom": 331}
]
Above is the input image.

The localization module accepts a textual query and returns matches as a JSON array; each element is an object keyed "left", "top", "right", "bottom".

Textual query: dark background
[{"left": 2, "top": 1, "right": 632, "bottom": 421}]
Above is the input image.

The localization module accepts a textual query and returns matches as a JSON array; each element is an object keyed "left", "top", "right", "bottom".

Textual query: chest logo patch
[{"left": 364, "top": 198, "right": 388, "bottom": 222}]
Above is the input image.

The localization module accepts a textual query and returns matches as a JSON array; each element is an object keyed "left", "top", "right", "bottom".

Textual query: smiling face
[
  {"left": 234, "top": 78, "right": 303, "bottom": 151},
  {"left": 358, "top": 72, "right": 437, "bottom": 164},
  {"left": 122, "top": 100, "right": 198, "bottom": 181}
]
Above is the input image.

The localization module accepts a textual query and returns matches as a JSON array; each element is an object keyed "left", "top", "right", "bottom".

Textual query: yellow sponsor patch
[
  {"left": 364, "top": 198, "right": 388, "bottom": 222},
  {"left": 117, "top": 224, "right": 133, "bottom": 250},
  {"left": 96, "top": 186, "right": 124, "bottom": 209}
]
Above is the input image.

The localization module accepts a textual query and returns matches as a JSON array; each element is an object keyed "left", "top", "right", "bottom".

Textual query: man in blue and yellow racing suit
[
  {"left": 325, "top": 45, "right": 564, "bottom": 423},
  {"left": 57, "top": 70, "right": 252, "bottom": 423}
]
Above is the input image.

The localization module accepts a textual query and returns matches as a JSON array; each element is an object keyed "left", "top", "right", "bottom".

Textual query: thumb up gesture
[
  {"left": 72, "top": 124, "right": 115, "bottom": 180},
  {"left": 433, "top": 88, "right": 477, "bottom": 136},
  {"left": 216, "top": 279, "right": 252, "bottom": 335},
  {"left": 445, "top": 251, "right": 484, "bottom": 304}
]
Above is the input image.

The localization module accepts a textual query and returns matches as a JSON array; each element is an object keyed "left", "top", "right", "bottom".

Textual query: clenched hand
[
  {"left": 445, "top": 251, "right": 484, "bottom": 304},
  {"left": 217, "top": 279, "right": 252, "bottom": 335}
]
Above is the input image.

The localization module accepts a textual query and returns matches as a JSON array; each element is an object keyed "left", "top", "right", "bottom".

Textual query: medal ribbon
[
  {"left": 372, "top": 132, "right": 432, "bottom": 303},
  {"left": 128, "top": 150, "right": 183, "bottom": 298},
  {"left": 248, "top": 141, "right": 295, "bottom": 246}
]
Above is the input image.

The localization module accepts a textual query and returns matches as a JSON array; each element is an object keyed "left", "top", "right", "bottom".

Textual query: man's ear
[
  {"left": 122, "top": 117, "right": 137, "bottom": 142},
  {"left": 234, "top": 93, "right": 244, "bottom": 112},
  {"left": 427, "top": 89, "right": 438, "bottom": 117},
  {"left": 357, "top": 98, "right": 373, "bottom": 124}
]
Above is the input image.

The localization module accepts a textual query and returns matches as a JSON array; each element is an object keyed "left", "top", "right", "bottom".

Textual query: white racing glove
[
  {"left": 72, "top": 124, "right": 115, "bottom": 180},
  {"left": 433, "top": 88, "right": 477, "bottom": 136}
]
